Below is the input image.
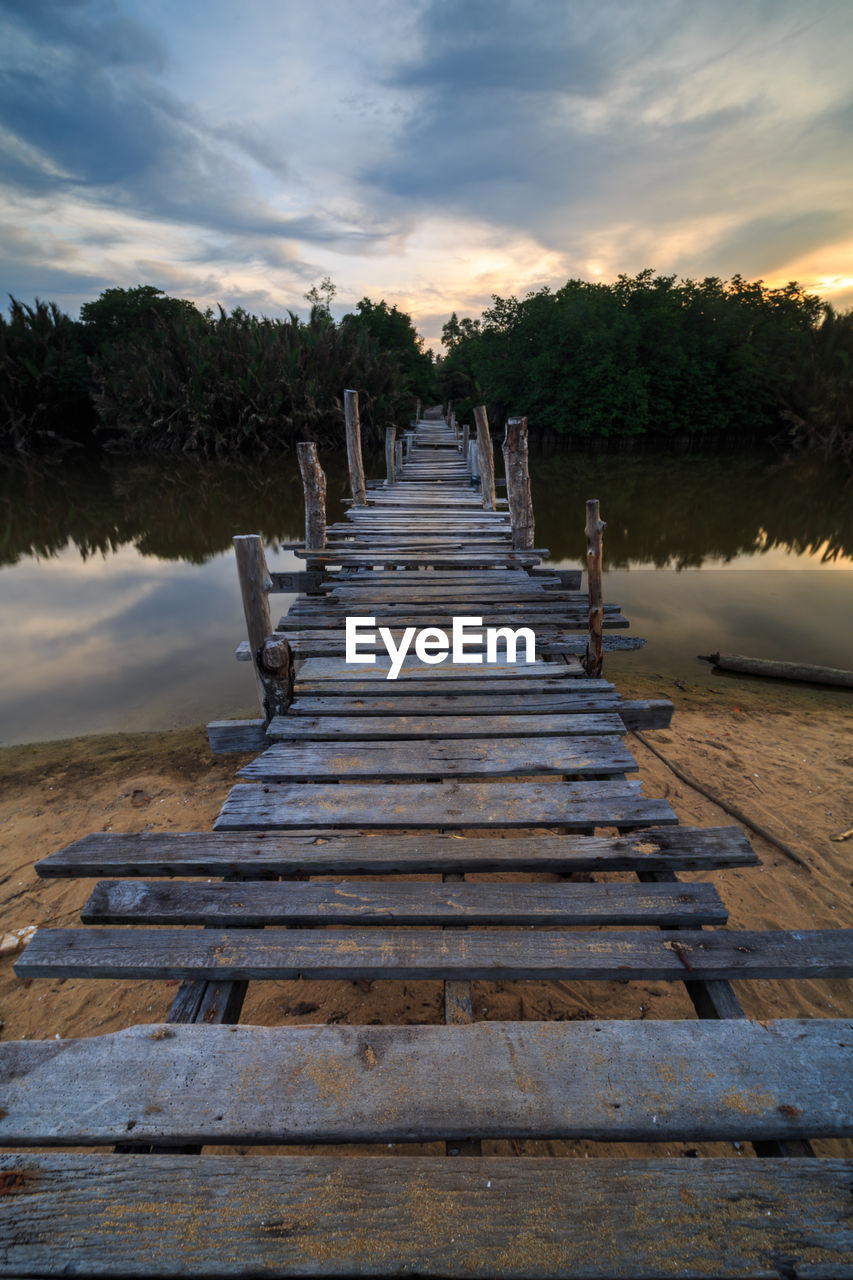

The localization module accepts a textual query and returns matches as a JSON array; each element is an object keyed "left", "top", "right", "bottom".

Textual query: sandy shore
[{"left": 1, "top": 672, "right": 850, "bottom": 1157}]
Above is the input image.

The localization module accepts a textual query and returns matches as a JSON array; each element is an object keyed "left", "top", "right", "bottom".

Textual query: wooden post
[
  {"left": 461, "top": 421, "right": 470, "bottom": 458},
  {"left": 583, "top": 499, "right": 606, "bottom": 678},
  {"left": 467, "top": 439, "right": 480, "bottom": 480},
  {"left": 502, "top": 416, "right": 534, "bottom": 549},
  {"left": 344, "top": 388, "right": 367, "bottom": 506},
  {"left": 384, "top": 426, "right": 396, "bottom": 484},
  {"left": 473, "top": 404, "right": 497, "bottom": 510},
  {"left": 233, "top": 534, "right": 292, "bottom": 721},
  {"left": 395, "top": 436, "right": 403, "bottom": 474},
  {"left": 415, "top": 398, "right": 421, "bottom": 424},
  {"left": 296, "top": 442, "right": 326, "bottom": 555}
]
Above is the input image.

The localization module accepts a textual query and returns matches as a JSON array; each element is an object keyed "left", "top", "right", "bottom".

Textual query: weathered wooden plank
[
  {"left": 293, "top": 551, "right": 544, "bottom": 565},
  {"left": 616, "top": 699, "right": 674, "bottom": 731},
  {"left": 214, "top": 779, "right": 672, "bottom": 831},
  {"left": 276, "top": 633, "right": 640, "bottom": 659},
  {"left": 2, "top": 1019, "right": 848, "bottom": 1147},
  {"left": 287, "top": 691, "right": 622, "bottom": 716},
  {"left": 37, "top": 826, "right": 757, "bottom": 879},
  {"left": 82, "top": 879, "right": 726, "bottom": 928},
  {"left": 6, "top": 1155, "right": 848, "bottom": 1277},
  {"left": 296, "top": 656, "right": 575, "bottom": 681},
  {"left": 237, "top": 735, "right": 638, "bottom": 781},
  {"left": 206, "top": 719, "right": 267, "bottom": 753},
  {"left": 18, "top": 927, "right": 853, "bottom": 983},
  {"left": 266, "top": 712, "right": 626, "bottom": 740}
]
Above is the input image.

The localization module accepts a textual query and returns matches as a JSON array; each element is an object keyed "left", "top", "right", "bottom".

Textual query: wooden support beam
[
  {"left": 232, "top": 535, "right": 292, "bottom": 721},
  {"left": 473, "top": 404, "right": 497, "bottom": 509},
  {"left": 295, "top": 441, "right": 326, "bottom": 553},
  {"left": 502, "top": 415, "right": 534, "bottom": 549},
  {"left": 384, "top": 425, "right": 396, "bottom": 483},
  {"left": 343, "top": 388, "right": 367, "bottom": 505},
  {"left": 583, "top": 499, "right": 606, "bottom": 678}
]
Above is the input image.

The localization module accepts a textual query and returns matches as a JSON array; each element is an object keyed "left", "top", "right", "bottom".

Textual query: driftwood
[{"left": 701, "top": 652, "right": 853, "bottom": 689}]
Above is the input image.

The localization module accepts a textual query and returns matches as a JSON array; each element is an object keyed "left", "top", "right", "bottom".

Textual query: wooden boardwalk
[{"left": 3, "top": 410, "right": 852, "bottom": 1277}]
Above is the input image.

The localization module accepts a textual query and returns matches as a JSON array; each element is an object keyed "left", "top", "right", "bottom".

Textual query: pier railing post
[
  {"left": 233, "top": 534, "right": 292, "bottom": 722},
  {"left": 384, "top": 426, "right": 397, "bottom": 483},
  {"left": 461, "top": 421, "right": 470, "bottom": 459},
  {"left": 467, "top": 439, "right": 480, "bottom": 481},
  {"left": 583, "top": 499, "right": 606, "bottom": 677},
  {"left": 502, "top": 415, "right": 534, "bottom": 549},
  {"left": 344, "top": 388, "right": 367, "bottom": 506},
  {"left": 473, "top": 404, "right": 497, "bottom": 510},
  {"left": 415, "top": 397, "right": 421, "bottom": 424},
  {"left": 395, "top": 435, "right": 403, "bottom": 474},
  {"left": 296, "top": 442, "right": 326, "bottom": 560}
]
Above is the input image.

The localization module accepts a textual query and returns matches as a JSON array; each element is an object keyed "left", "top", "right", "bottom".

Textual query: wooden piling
[
  {"left": 233, "top": 535, "right": 292, "bottom": 720},
  {"left": 395, "top": 436, "right": 403, "bottom": 474},
  {"left": 461, "top": 421, "right": 470, "bottom": 458},
  {"left": 384, "top": 426, "right": 397, "bottom": 484},
  {"left": 473, "top": 404, "right": 497, "bottom": 510},
  {"left": 415, "top": 398, "right": 421, "bottom": 423},
  {"left": 503, "top": 416, "right": 534, "bottom": 549},
  {"left": 467, "top": 439, "right": 480, "bottom": 480},
  {"left": 583, "top": 499, "right": 606, "bottom": 678},
  {"left": 296, "top": 442, "right": 326, "bottom": 555},
  {"left": 344, "top": 389, "right": 367, "bottom": 506}
]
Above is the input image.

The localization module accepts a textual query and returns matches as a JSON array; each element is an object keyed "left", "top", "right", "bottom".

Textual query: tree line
[
  {"left": 1, "top": 271, "right": 850, "bottom": 462},
  {"left": 437, "top": 272, "right": 852, "bottom": 465},
  {"left": 0, "top": 281, "right": 433, "bottom": 456}
]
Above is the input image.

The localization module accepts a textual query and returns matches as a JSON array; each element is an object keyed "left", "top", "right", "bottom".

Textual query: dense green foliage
[
  {"left": 437, "top": 271, "right": 851, "bottom": 462},
  {"left": 1, "top": 285, "right": 434, "bottom": 456},
  {"left": 2, "top": 272, "right": 851, "bottom": 462}
]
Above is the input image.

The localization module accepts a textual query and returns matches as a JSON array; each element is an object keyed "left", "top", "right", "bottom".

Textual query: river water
[{"left": 0, "top": 446, "right": 850, "bottom": 745}]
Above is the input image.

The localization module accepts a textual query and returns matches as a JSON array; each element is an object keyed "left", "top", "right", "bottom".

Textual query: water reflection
[
  {"left": 528, "top": 452, "right": 853, "bottom": 568},
  {"left": 0, "top": 446, "right": 850, "bottom": 745},
  {"left": 1, "top": 448, "right": 850, "bottom": 569}
]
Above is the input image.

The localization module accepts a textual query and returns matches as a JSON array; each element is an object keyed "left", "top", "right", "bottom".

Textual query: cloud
[{"left": 0, "top": 0, "right": 394, "bottom": 248}]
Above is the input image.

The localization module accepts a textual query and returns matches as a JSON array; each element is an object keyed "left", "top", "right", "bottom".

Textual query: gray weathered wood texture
[
  {"left": 214, "top": 779, "right": 673, "bottom": 830},
  {"left": 237, "top": 734, "right": 637, "bottom": 781},
  {"left": 17, "top": 926, "right": 853, "bottom": 982},
  {"left": 1, "top": 1019, "right": 848, "bottom": 1146},
  {"left": 37, "top": 826, "right": 757, "bottom": 878},
  {"left": 81, "top": 878, "right": 727, "bottom": 928},
  {"left": 1, "top": 1155, "right": 850, "bottom": 1278},
  {"left": 266, "top": 711, "right": 627, "bottom": 739}
]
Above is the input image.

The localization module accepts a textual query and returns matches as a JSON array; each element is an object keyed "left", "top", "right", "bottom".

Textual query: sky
[{"left": 1, "top": 0, "right": 852, "bottom": 349}]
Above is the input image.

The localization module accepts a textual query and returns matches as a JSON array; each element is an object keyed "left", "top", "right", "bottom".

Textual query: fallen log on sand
[{"left": 700, "top": 652, "right": 853, "bottom": 689}]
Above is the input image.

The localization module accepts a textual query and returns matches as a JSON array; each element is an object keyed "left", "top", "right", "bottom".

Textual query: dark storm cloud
[
  {"left": 0, "top": 0, "right": 382, "bottom": 247},
  {"left": 367, "top": 0, "right": 852, "bottom": 273}
]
